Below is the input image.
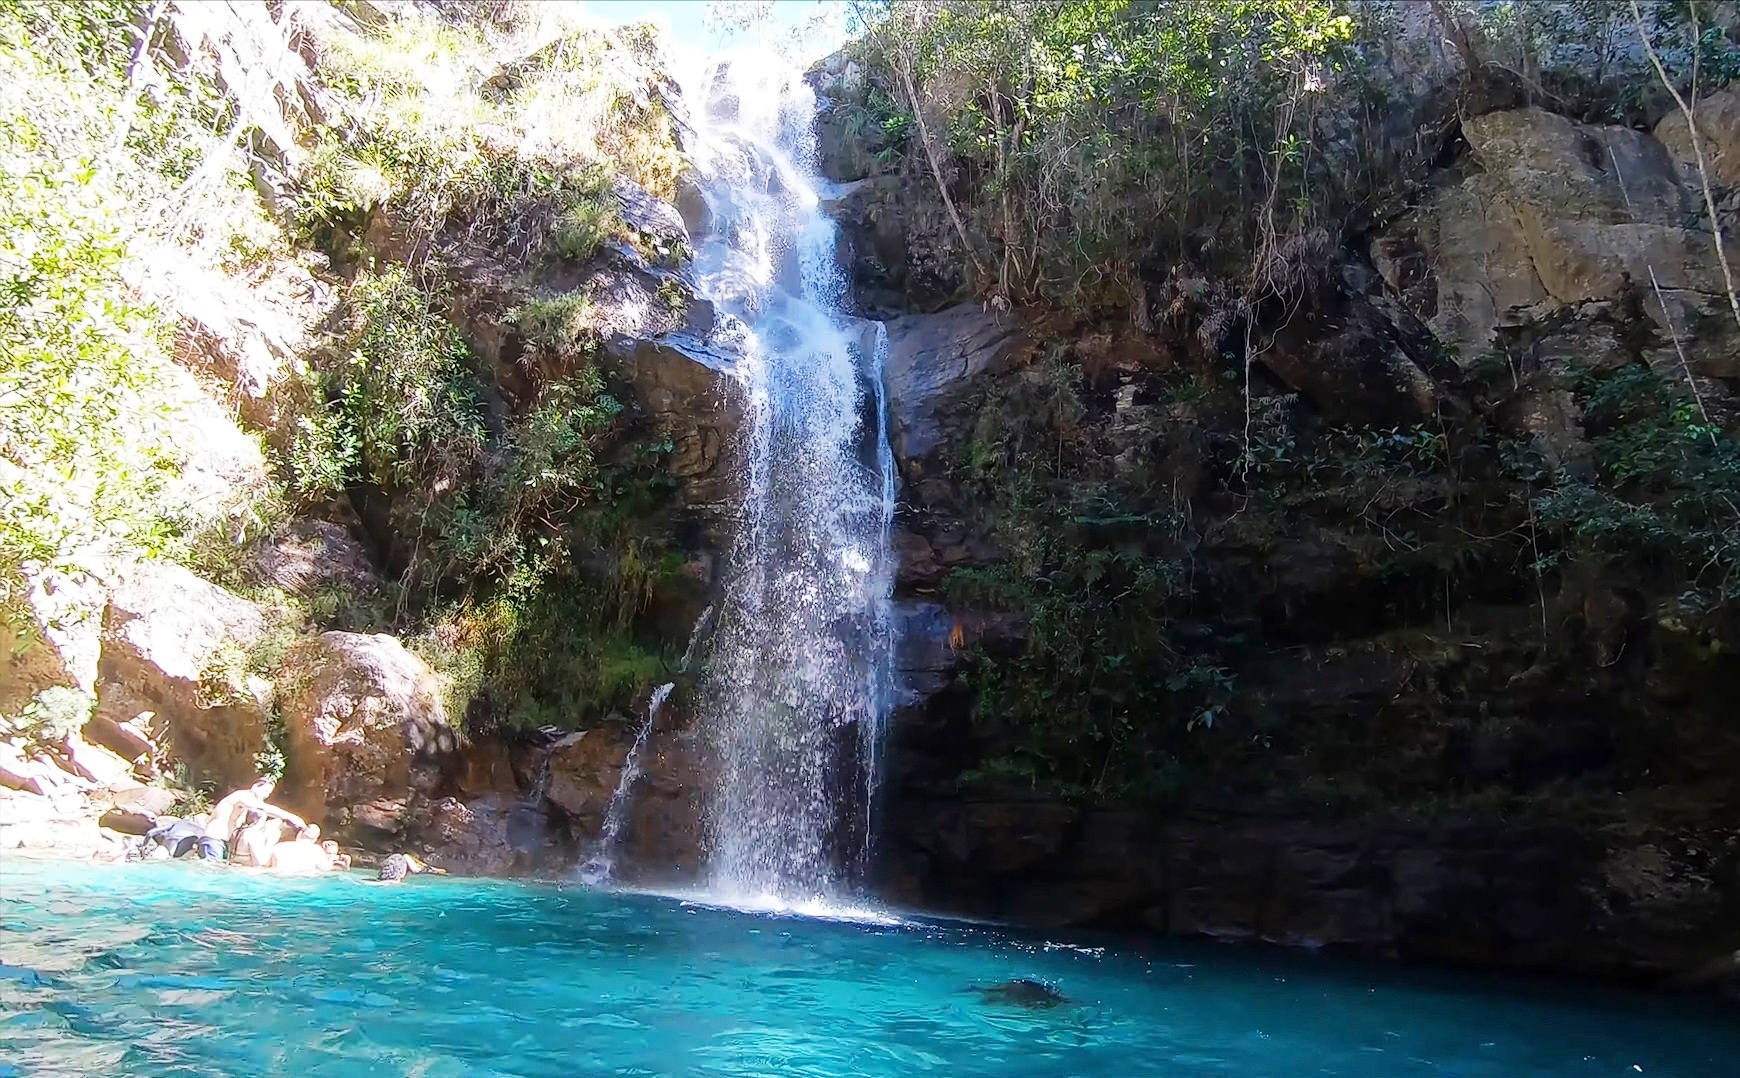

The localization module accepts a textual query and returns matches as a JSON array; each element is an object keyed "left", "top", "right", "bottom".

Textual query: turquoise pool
[{"left": 1, "top": 857, "right": 1735, "bottom": 1077}]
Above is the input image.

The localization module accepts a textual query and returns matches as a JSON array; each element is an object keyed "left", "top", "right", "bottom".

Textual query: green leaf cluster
[
  {"left": 857, "top": 0, "right": 1356, "bottom": 307},
  {"left": 939, "top": 356, "right": 1234, "bottom": 798},
  {"left": 1535, "top": 363, "right": 1740, "bottom": 613}
]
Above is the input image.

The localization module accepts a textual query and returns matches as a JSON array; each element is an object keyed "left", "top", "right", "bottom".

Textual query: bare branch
[
  {"left": 892, "top": 34, "right": 988, "bottom": 289},
  {"left": 1630, "top": 0, "right": 1740, "bottom": 336}
]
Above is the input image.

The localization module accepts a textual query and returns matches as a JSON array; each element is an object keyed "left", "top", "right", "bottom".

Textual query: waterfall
[
  {"left": 680, "top": 54, "right": 898, "bottom": 906},
  {"left": 580, "top": 681, "right": 675, "bottom": 886}
]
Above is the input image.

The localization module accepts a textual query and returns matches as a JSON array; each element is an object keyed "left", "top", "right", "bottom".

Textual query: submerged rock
[{"left": 972, "top": 978, "right": 1069, "bottom": 1009}]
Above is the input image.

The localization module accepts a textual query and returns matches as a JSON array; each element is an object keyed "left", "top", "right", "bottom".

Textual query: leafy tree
[
  {"left": 853, "top": 0, "right": 1356, "bottom": 309},
  {"left": 0, "top": 153, "right": 179, "bottom": 610}
]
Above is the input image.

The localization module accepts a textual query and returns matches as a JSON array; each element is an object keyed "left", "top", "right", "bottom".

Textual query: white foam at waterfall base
[
  {"left": 677, "top": 48, "right": 898, "bottom": 908},
  {"left": 627, "top": 885, "right": 908, "bottom": 927}
]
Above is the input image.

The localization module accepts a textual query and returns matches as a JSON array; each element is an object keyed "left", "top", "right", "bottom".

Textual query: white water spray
[{"left": 680, "top": 54, "right": 898, "bottom": 905}]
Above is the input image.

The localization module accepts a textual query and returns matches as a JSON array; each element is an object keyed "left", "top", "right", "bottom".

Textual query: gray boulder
[
  {"left": 1377, "top": 106, "right": 1737, "bottom": 375},
  {"left": 1655, "top": 85, "right": 1740, "bottom": 189},
  {"left": 882, "top": 305, "right": 1035, "bottom": 465}
]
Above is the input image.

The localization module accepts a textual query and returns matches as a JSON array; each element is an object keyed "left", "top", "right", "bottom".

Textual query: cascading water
[
  {"left": 580, "top": 680, "right": 674, "bottom": 886},
  {"left": 680, "top": 54, "right": 898, "bottom": 906}
]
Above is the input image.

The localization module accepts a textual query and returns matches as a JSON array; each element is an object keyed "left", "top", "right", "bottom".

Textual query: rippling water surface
[{"left": 2, "top": 857, "right": 1735, "bottom": 1077}]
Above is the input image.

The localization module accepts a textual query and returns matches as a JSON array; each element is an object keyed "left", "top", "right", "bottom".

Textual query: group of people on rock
[{"left": 134, "top": 778, "right": 437, "bottom": 884}]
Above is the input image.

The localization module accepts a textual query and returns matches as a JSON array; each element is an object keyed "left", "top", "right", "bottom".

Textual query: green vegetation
[
  {"left": 509, "top": 290, "right": 598, "bottom": 352},
  {"left": 0, "top": 0, "right": 285, "bottom": 651},
  {"left": 286, "top": 261, "right": 679, "bottom": 728},
  {"left": 939, "top": 357, "right": 1230, "bottom": 798},
  {"left": 939, "top": 333, "right": 1740, "bottom": 812},
  {"left": 848, "top": 0, "right": 1737, "bottom": 312},
  {"left": 297, "top": 266, "right": 485, "bottom": 503},
  {"left": 298, "top": 9, "right": 678, "bottom": 263},
  {"left": 1535, "top": 364, "right": 1740, "bottom": 617},
  {"left": 0, "top": 159, "right": 179, "bottom": 587},
  {"left": 271, "top": 8, "right": 696, "bottom": 729},
  {"left": 0, "top": 686, "right": 95, "bottom": 751},
  {"left": 0, "top": 0, "right": 695, "bottom": 740},
  {"left": 851, "top": 0, "right": 1360, "bottom": 308}
]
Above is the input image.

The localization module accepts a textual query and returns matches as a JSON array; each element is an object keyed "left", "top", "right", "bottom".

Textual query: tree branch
[
  {"left": 1630, "top": 0, "right": 1740, "bottom": 335},
  {"left": 894, "top": 36, "right": 988, "bottom": 288}
]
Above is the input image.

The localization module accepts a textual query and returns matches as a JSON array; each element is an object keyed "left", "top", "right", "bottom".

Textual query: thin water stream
[{"left": 580, "top": 681, "right": 674, "bottom": 885}]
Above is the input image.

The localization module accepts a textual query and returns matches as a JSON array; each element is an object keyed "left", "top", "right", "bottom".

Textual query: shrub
[
  {"left": 0, "top": 2, "right": 294, "bottom": 636},
  {"left": 1535, "top": 363, "right": 1740, "bottom": 614},
  {"left": 308, "top": 266, "right": 486, "bottom": 496},
  {"left": 1, "top": 685, "right": 96, "bottom": 747},
  {"left": 509, "top": 291, "right": 598, "bottom": 353},
  {"left": 302, "top": 10, "right": 671, "bottom": 257},
  {"left": 550, "top": 197, "right": 621, "bottom": 263},
  {"left": 0, "top": 160, "right": 180, "bottom": 589}
]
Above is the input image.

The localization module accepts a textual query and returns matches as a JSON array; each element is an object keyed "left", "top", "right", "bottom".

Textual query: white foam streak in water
[{"left": 680, "top": 50, "right": 898, "bottom": 908}]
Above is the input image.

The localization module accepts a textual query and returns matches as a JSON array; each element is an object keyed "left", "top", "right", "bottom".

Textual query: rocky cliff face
[
  {"left": 812, "top": 34, "right": 1740, "bottom": 988},
  {"left": 0, "top": 2, "right": 728, "bottom": 877},
  {"left": 6, "top": 0, "right": 1736, "bottom": 994}
]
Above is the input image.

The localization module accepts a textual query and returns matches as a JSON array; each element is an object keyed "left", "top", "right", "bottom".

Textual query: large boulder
[
  {"left": 410, "top": 793, "right": 577, "bottom": 876},
  {"left": 1258, "top": 290, "right": 1454, "bottom": 428},
  {"left": 543, "top": 728, "right": 632, "bottom": 832},
  {"left": 617, "top": 723, "right": 709, "bottom": 885},
  {"left": 612, "top": 175, "right": 689, "bottom": 255},
  {"left": 539, "top": 713, "right": 710, "bottom": 885},
  {"left": 1371, "top": 173, "right": 1552, "bottom": 361},
  {"left": 99, "top": 561, "right": 271, "bottom": 790},
  {"left": 882, "top": 305, "right": 1035, "bottom": 466},
  {"left": 95, "top": 784, "right": 180, "bottom": 836},
  {"left": 604, "top": 334, "right": 745, "bottom": 514},
  {"left": 1655, "top": 85, "right": 1740, "bottom": 190},
  {"left": 1377, "top": 106, "right": 1737, "bottom": 375},
  {"left": 86, "top": 680, "right": 163, "bottom": 774},
  {"left": 0, "top": 788, "right": 127, "bottom": 860},
  {"left": 277, "top": 632, "right": 459, "bottom": 829}
]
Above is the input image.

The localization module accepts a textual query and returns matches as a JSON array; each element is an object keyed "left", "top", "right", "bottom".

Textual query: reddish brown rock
[
  {"left": 277, "top": 632, "right": 458, "bottom": 830},
  {"left": 544, "top": 729, "right": 631, "bottom": 832},
  {"left": 59, "top": 733, "right": 136, "bottom": 788}
]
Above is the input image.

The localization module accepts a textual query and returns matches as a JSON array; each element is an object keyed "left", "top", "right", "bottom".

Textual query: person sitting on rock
[
  {"left": 199, "top": 779, "right": 304, "bottom": 861},
  {"left": 370, "top": 852, "right": 444, "bottom": 885}
]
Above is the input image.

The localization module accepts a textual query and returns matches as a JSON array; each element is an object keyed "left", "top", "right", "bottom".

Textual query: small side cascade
[
  {"left": 580, "top": 682, "right": 675, "bottom": 885},
  {"left": 505, "top": 728, "right": 563, "bottom": 853},
  {"left": 859, "top": 319, "right": 896, "bottom": 878},
  {"left": 525, "top": 735, "right": 559, "bottom": 806}
]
